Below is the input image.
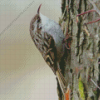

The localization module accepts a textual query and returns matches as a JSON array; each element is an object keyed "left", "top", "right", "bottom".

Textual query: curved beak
[{"left": 37, "top": 4, "right": 42, "bottom": 14}]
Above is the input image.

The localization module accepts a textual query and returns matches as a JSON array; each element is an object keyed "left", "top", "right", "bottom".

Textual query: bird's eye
[
  {"left": 37, "top": 19, "right": 40, "bottom": 23},
  {"left": 37, "top": 17, "right": 40, "bottom": 23}
]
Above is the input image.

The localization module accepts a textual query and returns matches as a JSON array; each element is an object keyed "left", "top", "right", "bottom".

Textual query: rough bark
[{"left": 57, "top": 0, "right": 100, "bottom": 100}]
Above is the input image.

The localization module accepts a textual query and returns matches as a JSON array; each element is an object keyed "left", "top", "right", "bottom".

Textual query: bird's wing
[
  {"left": 42, "top": 32, "right": 57, "bottom": 74},
  {"left": 30, "top": 26, "right": 57, "bottom": 74}
]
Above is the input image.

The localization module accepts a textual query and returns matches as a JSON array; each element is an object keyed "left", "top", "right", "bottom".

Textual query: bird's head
[{"left": 30, "top": 4, "right": 42, "bottom": 33}]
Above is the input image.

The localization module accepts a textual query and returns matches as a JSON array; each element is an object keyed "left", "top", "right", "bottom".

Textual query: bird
[{"left": 29, "top": 4, "right": 68, "bottom": 95}]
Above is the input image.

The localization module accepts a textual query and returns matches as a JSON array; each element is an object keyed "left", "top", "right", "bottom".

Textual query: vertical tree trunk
[{"left": 58, "top": 0, "right": 100, "bottom": 99}]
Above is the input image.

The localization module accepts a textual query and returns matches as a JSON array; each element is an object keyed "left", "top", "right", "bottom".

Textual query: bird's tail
[
  {"left": 56, "top": 68, "right": 67, "bottom": 95},
  {"left": 56, "top": 68, "right": 70, "bottom": 100}
]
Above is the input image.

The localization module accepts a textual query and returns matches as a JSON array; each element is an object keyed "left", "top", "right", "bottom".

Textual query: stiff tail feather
[{"left": 56, "top": 68, "right": 70, "bottom": 100}]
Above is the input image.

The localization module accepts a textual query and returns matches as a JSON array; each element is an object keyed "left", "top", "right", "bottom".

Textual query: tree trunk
[{"left": 57, "top": 0, "right": 100, "bottom": 100}]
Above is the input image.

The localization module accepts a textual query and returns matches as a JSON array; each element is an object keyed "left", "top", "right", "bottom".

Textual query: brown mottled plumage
[{"left": 29, "top": 4, "right": 68, "bottom": 96}]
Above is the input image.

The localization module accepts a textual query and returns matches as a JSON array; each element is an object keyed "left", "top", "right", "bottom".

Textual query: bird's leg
[
  {"left": 77, "top": 0, "right": 100, "bottom": 25},
  {"left": 63, "top": 28, "right": 71, "bottom": 50},
  {"left": 64, "top": 28, "right": 69, "bottom": 40}
]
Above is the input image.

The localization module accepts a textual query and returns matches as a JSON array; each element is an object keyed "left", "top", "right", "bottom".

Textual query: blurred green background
[{"left": 0, "top": 0, "right": 61, "bottom": 100}]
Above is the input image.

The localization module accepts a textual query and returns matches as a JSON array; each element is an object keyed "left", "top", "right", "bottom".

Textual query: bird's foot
[{"left": 63, "top": 32, "right": 72, "bottom": 50}]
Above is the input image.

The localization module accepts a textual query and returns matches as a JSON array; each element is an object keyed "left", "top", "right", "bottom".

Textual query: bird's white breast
[{"left": 40, "top": 13, "right": 65, "bottom": 61}]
